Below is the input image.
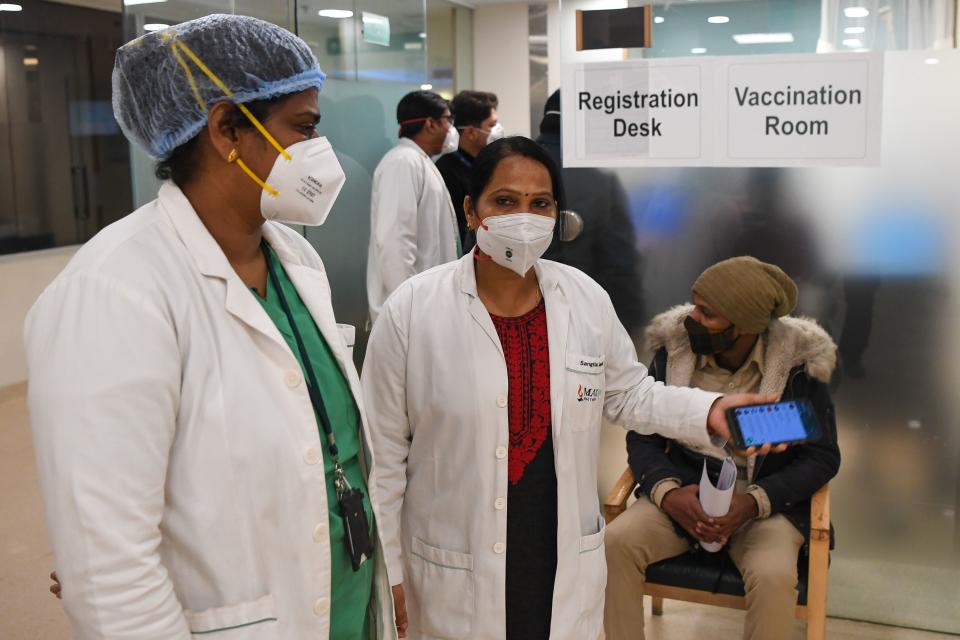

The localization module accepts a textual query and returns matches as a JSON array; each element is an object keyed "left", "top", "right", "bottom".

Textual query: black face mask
[{"left": 684, "top": 315, "right": 737, "bottom": 356}]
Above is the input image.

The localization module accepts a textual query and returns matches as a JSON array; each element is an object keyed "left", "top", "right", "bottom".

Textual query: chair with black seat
[{"left": 603, "top": 468, "right": 830, "bottom": 640}]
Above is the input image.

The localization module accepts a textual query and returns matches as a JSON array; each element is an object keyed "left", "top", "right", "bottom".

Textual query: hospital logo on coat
[{"left": 578, "top": 384, "right": 600, "bottom": 402}]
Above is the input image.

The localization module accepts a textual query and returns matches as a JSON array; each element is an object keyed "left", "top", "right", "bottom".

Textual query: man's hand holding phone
[{"left": 707, "top": 393, "right": 787, "bottom": 456}]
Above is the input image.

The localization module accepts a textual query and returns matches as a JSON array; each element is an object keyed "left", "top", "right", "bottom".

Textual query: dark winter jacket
[{"left": 626, "top": 305, "right": 841, "bottom": 545}]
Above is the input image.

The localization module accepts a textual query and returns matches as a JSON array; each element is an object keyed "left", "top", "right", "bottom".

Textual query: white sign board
[{"left": 562, "top": 52, "right": 883, "bottom": 167}]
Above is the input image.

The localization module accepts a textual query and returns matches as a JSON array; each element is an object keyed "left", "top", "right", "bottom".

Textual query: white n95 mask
[
  {"left": 441, "top": 125, "right": 460, "bottom": 155},
  {"left": 485, "top": 122, "right": 505, "bottom": 145},
  {"left": 476, "top": 213, "right": 555, "bottom": 277},
  {"left": 259, "top": 136, "right": 346, "bottom": 226}
]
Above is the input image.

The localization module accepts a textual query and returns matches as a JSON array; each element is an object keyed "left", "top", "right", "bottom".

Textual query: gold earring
[{"left": 227, "top": 149, "right": 238, "bottom": 163}]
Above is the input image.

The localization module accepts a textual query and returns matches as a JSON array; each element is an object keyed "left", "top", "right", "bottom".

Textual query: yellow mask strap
[
  {"left": 168, "top": 39, "right": 206, "bottom": 116},
  {"left": 228, "top": 149, "right": 279, "bottom": 197},
  {"left": 162, "top": 31, "right": 291, "bottom": 162}
]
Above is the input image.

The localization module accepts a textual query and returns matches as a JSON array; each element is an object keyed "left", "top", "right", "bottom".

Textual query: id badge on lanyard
[{"left": 263, "top": 242, "right": 374, "bottom": 571}]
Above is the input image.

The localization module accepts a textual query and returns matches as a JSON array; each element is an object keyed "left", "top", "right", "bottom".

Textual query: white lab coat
[
  {"left": 361, "top": 254, "right": 721, "bottom": 640},
  {"left": 25, "top": 183, "right": 396, "bottom": 640},
  {"left": 366, "top": 138, "right": 460, "bottom": 323}
]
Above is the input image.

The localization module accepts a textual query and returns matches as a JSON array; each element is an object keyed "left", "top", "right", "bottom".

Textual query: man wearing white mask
[
  {"left": 367, "top": 90, "right": 462, "bottom": 324},
  {"left": 436, "top": 90, "right": 503, "bottom": 253}
]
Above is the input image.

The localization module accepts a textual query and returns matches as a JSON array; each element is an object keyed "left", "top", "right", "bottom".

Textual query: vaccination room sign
[{"left": 561, "top": 52, "right": 883, "bottom": 167}]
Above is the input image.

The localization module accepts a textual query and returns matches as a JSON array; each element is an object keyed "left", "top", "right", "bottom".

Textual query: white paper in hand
[{"left": 698, "top": 457, "right": 737, "bottom": 552}]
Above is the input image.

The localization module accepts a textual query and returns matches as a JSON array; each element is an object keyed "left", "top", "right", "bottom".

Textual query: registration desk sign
[{"left": 561, "top": 52, "right": 883, "bottom": 167}]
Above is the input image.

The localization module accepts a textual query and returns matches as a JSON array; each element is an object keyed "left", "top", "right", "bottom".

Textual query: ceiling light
[
  {"left": 844, "top": 26, "right": 865, "bottom": 34},
  {"left": 654, "top": 16, "right": 664, "bottom": 24},
  {"left": 732, "top": 32, "right": 795, "bottom": 44},
  {"left": 23, "top": 57, "right": 38, "bottom": 66},
  {"left": 420, "top": 83, "right": 433, "bottom": 90},
  {"left": 924, "top": 58, "right": 939, "bottom": 65},
  {"left": 707, "top": 16, "right": 729, "bottom": 24},
  {"left": 123, "top": 0, "right": 167, "bottom": 6},
  {"left": 362, "top": 13, "right": 388, "bottom": 25},
  {"left": 419, "top": 32, "right": 426, "bottom": 38},
  {"left": 318, "top": 9, "right": 353, "bottom": 19},
  {"left": 690, "top": 47, "right": 707, "bottom": 54},
  {"left": 844, "top": 7, "right": 869, "bottom": 18},
  {"left": 0, "top": 3, "right": 23, "bottom": 11},
  {"left": 143, "top": 23, "right": 170, "bottom": 32},
  {"left": 842, "top": 38, "right": 863, "bottom": 47}
]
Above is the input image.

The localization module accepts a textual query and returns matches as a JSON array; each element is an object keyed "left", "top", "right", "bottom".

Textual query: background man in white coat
[{"left": 367, "top": 90, "right": 462, "bottom": 324}]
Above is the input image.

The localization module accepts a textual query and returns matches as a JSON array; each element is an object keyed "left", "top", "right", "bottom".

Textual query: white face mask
[
  {"left": 441, "top": 124, "right": 460, "bottom": 155},
  {"left": 259, "top": 136, "right": 346, "bottom": 226},
  {"left": 483, "top": 122, "right": 505, "bottom": 145},
  {"left": 475, "top": 212, "right": 555, "bottom": 277}
]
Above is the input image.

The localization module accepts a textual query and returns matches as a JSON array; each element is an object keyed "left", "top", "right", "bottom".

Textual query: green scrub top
[{"left": 254, "top": 245, "right": 374, "bottom": 639}]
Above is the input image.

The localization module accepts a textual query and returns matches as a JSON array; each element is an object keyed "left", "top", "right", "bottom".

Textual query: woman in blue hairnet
[{"left": 25, "top": 14, "right": 395, "bottom": 639}]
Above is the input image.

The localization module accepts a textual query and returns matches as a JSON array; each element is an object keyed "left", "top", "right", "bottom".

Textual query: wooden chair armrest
[
  {"left": 604, "top": 467, "right": 638, "bottom": 524},
  {"left": 809, "top": 483, "right": 830, "bottom": 542}
]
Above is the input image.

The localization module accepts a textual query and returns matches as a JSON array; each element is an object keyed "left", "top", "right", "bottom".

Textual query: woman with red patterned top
[{"left": 361, "top": 137, "right": 778, "bottom": 640}]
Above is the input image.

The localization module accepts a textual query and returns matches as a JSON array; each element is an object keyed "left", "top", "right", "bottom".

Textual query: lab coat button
[
  {"left": 313, "top": 523, "right": 327, "bottom": 542},
  {"left": 493, "top": 542, "right": 505, "bottom": 554},
  {"left": 285, "top": 370, "right": 302, "bottom": 388},
  {"left": 314, "top": 598, "right": 330, "bottom": 616},
  {"left": 494, "top": 497, "right": 506, "bottom": 510},
  {"left": 496, "top": 395, "right": 508, "bottom": 408},
  {"left": 495, "top": 446, "right": 507, "bottom": 460},
  {"left": 304, "top": 447, "right": 322, "bottom": 465}
]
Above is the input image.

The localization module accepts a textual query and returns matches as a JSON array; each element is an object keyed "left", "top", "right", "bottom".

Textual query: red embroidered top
[
  {"left": 490, "top": 299, "right": 558, "bottom": 638},
  {"left": 489, "top": 299, "right": 552, "bottom": 485}
]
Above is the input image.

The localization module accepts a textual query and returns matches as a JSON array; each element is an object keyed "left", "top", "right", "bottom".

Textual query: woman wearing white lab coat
[
  {"left": 26, "top": 16, "right": 394, "bottom": 639},
  {"left": 361, "top": 137, "right": 773, "bottom": 639}
]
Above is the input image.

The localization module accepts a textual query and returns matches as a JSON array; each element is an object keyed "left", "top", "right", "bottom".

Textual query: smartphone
[{"left": 726, "top": 399, "right": 822, "bottom": 449}]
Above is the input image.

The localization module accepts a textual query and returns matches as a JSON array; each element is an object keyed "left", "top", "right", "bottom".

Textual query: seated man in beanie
[{"left": 603, "top": 256, "right": 841, "bottom": 640}]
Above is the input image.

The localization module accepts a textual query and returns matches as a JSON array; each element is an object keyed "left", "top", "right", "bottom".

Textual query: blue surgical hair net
[{"left": 112, "top": 14, "right": 325, "bottom": 160}]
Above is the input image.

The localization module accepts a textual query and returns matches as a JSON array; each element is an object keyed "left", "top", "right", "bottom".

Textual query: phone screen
[{"left": 733, "top": 400, "right": 814, "bottom": 446}]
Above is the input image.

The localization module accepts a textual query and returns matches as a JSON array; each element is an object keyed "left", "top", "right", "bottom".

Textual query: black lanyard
[
  {"left": 262, "top": 242, "right": 374, "bottom": 571},
  {"left": 262, "top": 243, "right": 344, "bottom": 482}
]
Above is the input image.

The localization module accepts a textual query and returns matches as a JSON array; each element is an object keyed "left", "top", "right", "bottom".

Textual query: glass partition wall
[
  {"left": 557, "top": 0, "right": 960, "bottom": 633},
  {"left": 0, "top": 1, "right": 132, "bottom": 255}
]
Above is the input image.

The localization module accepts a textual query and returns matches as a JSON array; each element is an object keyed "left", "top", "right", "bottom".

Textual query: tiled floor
[
  {"left": 0, "top": 384, "right": 70, "bottom": 639},
  {"left": 1, "top": 384, "right": 956, "bottom": 639},
  {"left": 612, "top": 599, "right": 959, "bottom": 639}
]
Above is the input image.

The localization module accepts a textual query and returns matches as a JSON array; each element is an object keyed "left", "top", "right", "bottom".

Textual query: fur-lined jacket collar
[{"left": 645, "top": 304, "right": 836, "bottom": 394}]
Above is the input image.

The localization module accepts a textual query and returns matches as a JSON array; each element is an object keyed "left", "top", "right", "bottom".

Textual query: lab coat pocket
[
  {"left": 408, "top": 537, "right": 475, "bottom": 638},
  {"left": 577, "top": 518, "right": 607, "bottom": 632},
  {"left": 566, "top": 353, "right": 605, "bottom": 432},
  {"left": 184, "top": 593, "right": 279, "bottom": 638},
  {"left": 337, "top": 323, "right": 356, "bottom": 359}
]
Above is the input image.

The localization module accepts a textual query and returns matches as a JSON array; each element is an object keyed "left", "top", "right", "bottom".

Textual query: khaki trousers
[{"left": 603, "top": 495, "right": 804, "bottom": 640}]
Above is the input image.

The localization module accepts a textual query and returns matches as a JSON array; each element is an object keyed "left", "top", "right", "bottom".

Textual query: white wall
[
  {"left": 474, "top": 3, "right": 532, "bottom": 137},
  {"left": 454, "top": 5, "right": 475, "bottom": 92},
  {"left": 0, "top": 248, "right": 76, "bottom": 388}
]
